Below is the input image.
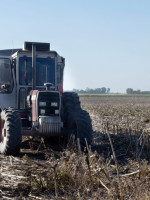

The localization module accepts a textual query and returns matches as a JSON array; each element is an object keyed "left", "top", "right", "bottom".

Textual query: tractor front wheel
[{"left": 0, "top": 108, "right": 22, "bottom": 155}]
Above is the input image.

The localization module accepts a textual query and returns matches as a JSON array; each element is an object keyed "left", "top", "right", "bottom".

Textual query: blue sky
[{"left": 0, "top": 0, "right": 150, "bottom": 93}]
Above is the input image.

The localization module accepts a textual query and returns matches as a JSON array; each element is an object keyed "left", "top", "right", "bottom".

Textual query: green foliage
[
  {"left": 56, "top": 170, "right": 71, "bottom": 187},
  {"left": 126, "top": 88, "right": 134, "bottom": 94},
  {"left": 31, "top": 178, "right": 43, "bottom": 190},
  {"left": 126, "top": 88, "right": 150, "bottom": 94},
  {"left": 73, "top": 87, "right": 110, "bottom": 94}
]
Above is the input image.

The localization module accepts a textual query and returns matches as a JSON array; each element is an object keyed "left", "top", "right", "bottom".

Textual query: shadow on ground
[
  {"left": 19, "top": 131, "right": 150, "bottom": 165},
  {"left": 92, "top": 131, "right": 150, "bottom": 164}
]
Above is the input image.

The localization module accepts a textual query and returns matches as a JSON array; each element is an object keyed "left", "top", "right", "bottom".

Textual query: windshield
[
  {"left": 0, "top": 58, "right": 13, "bottom": 93},
  {"left": 19, "top": 57, "right": 55, "bottom": 86}
]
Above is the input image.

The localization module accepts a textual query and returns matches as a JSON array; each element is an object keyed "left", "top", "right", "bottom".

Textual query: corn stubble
[{"left": 1, "top": 96, "right": 150, "bottom": 199}]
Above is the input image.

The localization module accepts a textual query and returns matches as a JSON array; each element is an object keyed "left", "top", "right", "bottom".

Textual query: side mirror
[
  {"left": 12, "top": 59, "right": 16, "bottom": 69},
  {"left": 1, "top": 83, "right": 10, "bottom": 91}
]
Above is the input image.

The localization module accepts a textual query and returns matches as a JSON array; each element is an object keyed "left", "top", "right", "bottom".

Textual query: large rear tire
[
  {"left": 68, "top": 110, "right": 93, "bottom": 148},
  {"left": 62, "top": 92, "right": 81, "bottom": 112},
  {"left": 0, "top": 108, "right": 22, "bottom": 155},
  {"left": 62, "top": 92, "right": 93, "bottom": 148}
]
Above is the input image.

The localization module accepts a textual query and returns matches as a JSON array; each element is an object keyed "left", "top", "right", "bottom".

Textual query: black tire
[
  {"left": 62, "top": 92, "right": 81, "bottom": 127},
  {"left": 0, "top": 108, "right": 22, "bottom": 155},
  {"left": 62, "top": 92, "right": 92, "bottom": 148},
  {"left": 62, "top": 92, "right": 81, "bottom": 112},
  {"left": 68, "top": 110, "right": 93, "bottom": 148}
]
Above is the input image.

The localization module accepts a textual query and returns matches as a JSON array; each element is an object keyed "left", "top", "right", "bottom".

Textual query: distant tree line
[
  {"left": 126, "top": 88, "right": 150, "bottom": 94},
  {"left": 73, "top": 87, "right": 110, "bottom": 94}
]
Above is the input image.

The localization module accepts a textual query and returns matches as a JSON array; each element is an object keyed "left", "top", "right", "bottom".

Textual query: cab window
[
  {"left": 0, "top": 58, "right": 14, "bottom": 93},
  {"left": 19, "top": 57, "right": 55, "bottom": 86}
]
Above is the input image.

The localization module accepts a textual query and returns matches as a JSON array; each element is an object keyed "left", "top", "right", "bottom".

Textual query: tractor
[{"left": 0, "top": 42, "right": 92, "bottom": 155}]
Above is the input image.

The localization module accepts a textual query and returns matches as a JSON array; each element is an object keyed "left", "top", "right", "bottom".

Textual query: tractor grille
[{"left": 38, "top": 91, "right": 60, "bottom": 116}]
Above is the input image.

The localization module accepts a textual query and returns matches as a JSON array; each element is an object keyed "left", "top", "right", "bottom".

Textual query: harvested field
[{"left": 1, "top": 95, "right": 150, "bottom": 199}]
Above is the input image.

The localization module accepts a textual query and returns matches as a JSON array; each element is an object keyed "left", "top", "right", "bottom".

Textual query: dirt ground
[{"left": 1, "top": 95, "right": 150, "bottom": 199}]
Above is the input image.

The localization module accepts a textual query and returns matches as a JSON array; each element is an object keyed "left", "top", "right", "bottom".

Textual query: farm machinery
[{"left": 0, "top": 42, "right": 92, "bottom": 155}]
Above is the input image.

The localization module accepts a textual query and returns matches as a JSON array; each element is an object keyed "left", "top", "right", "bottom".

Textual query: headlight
[
  {"left": 40, "top": 109, "right": 45, "bottom": 115},
  {"left": 55, "top": 110, "right": 59, "bottom": 115},
  {"left": 51, "top": 102, "right": 58, "bottom": 107},
  {"left": 39, "top": 102, "right": 46, "bottom": 106}
]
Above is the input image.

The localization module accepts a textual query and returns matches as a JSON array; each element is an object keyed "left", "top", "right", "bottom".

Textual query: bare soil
[{"left": 1, "top": 95, "right": 150, "bottom": 199}]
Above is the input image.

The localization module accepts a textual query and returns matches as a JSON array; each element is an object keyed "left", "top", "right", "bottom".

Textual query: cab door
[{"left": 0, "top": 57, "right": 16, "bottom": 109}]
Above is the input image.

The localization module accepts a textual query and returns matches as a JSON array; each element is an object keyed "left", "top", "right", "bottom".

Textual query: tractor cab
[
  {"left": 0, "top": 42, "right": 65, "bottom": 110},
  {"left": 12, "top": 42, "right": 65, "bottom": 110}
]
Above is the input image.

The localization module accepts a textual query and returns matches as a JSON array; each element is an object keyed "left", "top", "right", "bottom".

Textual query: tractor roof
[{"left": 0, "top": 49, "right": 21, "bottom": 56}]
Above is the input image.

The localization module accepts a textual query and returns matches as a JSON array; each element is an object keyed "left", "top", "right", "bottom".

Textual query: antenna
[{"left": 11, "top": 40, "right": 14, "bottom": 54}]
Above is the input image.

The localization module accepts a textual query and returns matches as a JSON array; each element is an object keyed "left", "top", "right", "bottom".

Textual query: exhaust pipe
[
  {"left": 23, "top": 41, "right": 50, "bottom": 90},
  {"left": 32, "top": 44, "right": 36, "bottom": 90}
]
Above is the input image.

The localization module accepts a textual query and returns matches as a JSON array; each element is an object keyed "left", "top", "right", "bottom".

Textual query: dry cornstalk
[
  {"left": 137, "top": 138, "right": 146, "bottom": 160},
  {"left": 77, "top": 138, "right": 82, "bottom": 155},
  {"left": 31, "top": 160, "right": 58, "bottom": 197},
  {"left": 106, "top": 125, "right": 120, "bottom": 179},
  {"left": 121, "top": 170, "right": 140, "bottom": 177},
  {"left": 97, "top": 178, "right": 110, "bottom": 192}
]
